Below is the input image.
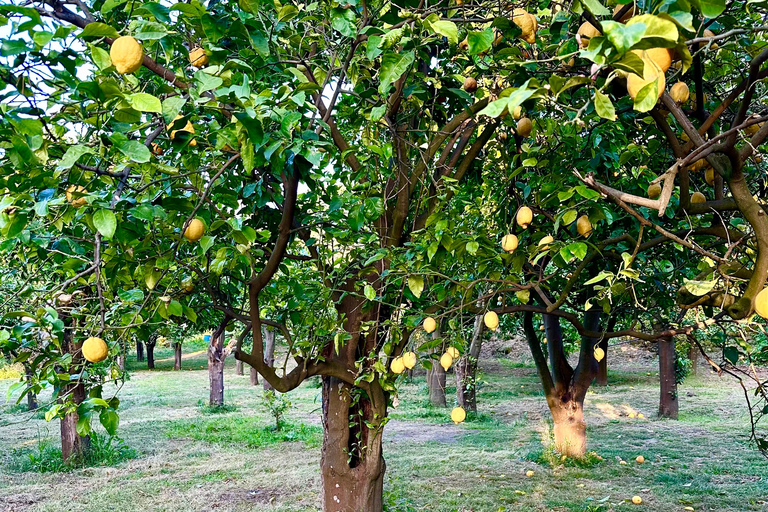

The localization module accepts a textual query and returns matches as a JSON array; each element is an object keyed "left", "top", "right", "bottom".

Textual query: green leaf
[
  {"left": 585, "top": 271, "right": 613, "bottom": 285},
  {"left": 694, "top": 0, "right": 726, "bottom": 18},
  {"left": 80, "top": 22, "right": 120, "bottom": 39},
  {"left": 162, "top": 96, "right": 187, "bottom": 124},
  {"left": 99, "top": 408, "right": 119, "bottom": 435},
  {"left": 194, "top": 70, "right": 223, "bottom": 93},
  {"left": 93, "top": 209, "right": 117, "bottom": 239},
  {"left": 466, "top": 241, "right": 479, "bottom": 255},
  {"left": 379, "top": 51, "right": 415, "bottom": 95},
  {"left": 568, "top": 242, "right": 588, "bottom": 260},
  {"left": 239, "top": 0, "right": 259, "bottom": 14},
  {"left": 89, "top": 44, "right": 112, "bottom": 70},
  {"left": 128, "top": 93, "right": 162, "bottom": 113},
  {"left": 408, "top": 275, "right": 424, "bottom": 299},
  {"left": 581, "top": 0, "right": 611, "bottom": 16},
  {"left": 109, "top": 133, "right": 151, "bottom": 163},
  {"left": 478, "top": 97, "right": 510, "bottom": 118},
  {"left": 601, "top": 20, "right": 644, "bottom": 54},
  {"left": 467, "top": 28, "right": 494, "bottom": 55},
  {"left": 330, "top": 7, "right": 357, "bottom": 38},
  {"left": 424, "top": 15, "right": 459, "bottom": 45},
  {"left": 632, "top": 79, "right": 659, "bottom": 113},
  {"left": 364, "top": 284, "right": 376, "bottom": 300},
  {"left": 562, "top": 209, "right": 578, "bottom": 225},
  {"left": 683, "top": 279, "right": 716, "bottom": 296},
  {"left": 133, "top": 21, "right": 168, "bottom": 40},
  {"left": 627, "top": 14, "right": 679, "bottom": 48},
  {"left": 724, "top": 346, "right": 740, "bottom": 364},
  {"left": 594, "top": 90, "right": 616, "bottom": 120}
]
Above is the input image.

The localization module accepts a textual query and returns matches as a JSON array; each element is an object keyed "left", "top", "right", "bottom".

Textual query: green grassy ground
[{"left": 0, "top": 344, "right": 765, "bottom": 512}]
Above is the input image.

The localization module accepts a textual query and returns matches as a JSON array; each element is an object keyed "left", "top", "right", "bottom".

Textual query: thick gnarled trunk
[
  {"left": 549, "top": 398, "right": 587, "bottom": 457},
  {"left": 321, "top": 377, "right": 385, "bottom": 512}
]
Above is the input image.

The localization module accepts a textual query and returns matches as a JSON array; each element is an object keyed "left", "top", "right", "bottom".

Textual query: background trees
[{"left": 0, "top": 0, "right": 766, "bottom": 509}]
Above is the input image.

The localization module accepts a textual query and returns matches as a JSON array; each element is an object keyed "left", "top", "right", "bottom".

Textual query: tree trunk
[
  {"left": 456, "top": 313, "right": 484, "bottom": 412},
  {"left": 262, "top": 327, "right": 275, "bottom": 391},
  {"left": 595, "top": 335, "right": 608, "bottom": 386},
  {"left": 173, "top": 343, "right": 182, "bottom": 371},
  {"left": 24, "top": 365, "right": 37, "bottom": 411},
  {"left": 117, "top": 354, "right": 125, "bottom": 371},
  {"left": 320, "top": 376, "right": 385, "bottom": 512},
  {"left": 209, "top": 332, "right": 225, "bottom": 407},
  {"left": 688, "top": 344, "right": 698, "bottom": 375},
  {"left": 60, "top": 335, "right": 89, "bottom": 462},
  {"left": 250, "top": 366, "right": 259, "bottom": 386},
  {"left": 146, "top": 342, "right": 155, "bottom": 369},
  {"left": 549, "top": 398, "right": 587, "bottom": 457},
  {"left": 235, "top": 359, "right": 243, "bottom": 375},
  {"left": 136, "top": 341, "right": 144, "bottom": 362},
  {"left": 427, "top": 327, "right": 446, "bottom": 407},
  {"left": 658, "top": 336, "right": 679, "bottom": 419}
]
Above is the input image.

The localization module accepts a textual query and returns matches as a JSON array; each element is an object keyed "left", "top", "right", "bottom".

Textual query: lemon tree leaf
[
  {"left": 407, "top": 275, "right": 424, "bottom": 298},
  {"left": 93, "top": 209, "right": 117, "bottom": 239}
]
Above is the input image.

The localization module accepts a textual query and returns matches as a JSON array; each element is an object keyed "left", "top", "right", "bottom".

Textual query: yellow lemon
[
  {"left": 189, "top": 47, "right": 208, "bottom": 67},
  {"left": 402, "top": 351, "right": 418, "bottom": 369},
  {"left": 167, "top": 115, "right": 197, "bottom": 146},
  {"left": 423, "top": 316, "right": 437, "bottom": 333},
  {"left": 594, "top": 347, "right": 605, "bottom": 362},
  {"left": 525, "top": 470, "right": 535, "bottom": 477},
  {"left": 184, "top": 218, "right": 205, "bottom": 242},
  {"left": 512, "top": 8, "right": 537, "bottom": 44},
  {"left": 451, "top": 406, "right": 466, "bottom": 424},
  {"left": 440, "top": 352, "right": 454, "bottom": 371},
  {"left": 631, "top": 47, "right": 674, "bottom": 73},
  {"left": 703, "top": 28, "right": 718, "bottom": 49},
  {"left": 670, "top": 82, "right": 690, "bottom": 104},
  {"left": 538, "top": 235, "right": 554, "bottom": 252},
  {"left": 690, "top": 191, "right": 706, "bottom": 204},
  {"left": 391, "top": 356, "right": 406, "bottom": 374},
  {"left": 517, "top": 206, "right": 533, "bottom": 228},
  {"left": 82, "top": 336, "right": 108, "bottom": 363},
  {"left": 613, "top": 3, "right": 637, "bottom": 22},
  {"left": 516, "top": 117, "right": 533, "bottom": 137},
  {"left": 446, "top": 346, "right": 460, "bottom": 359},
  {"left": 577, "top": 22, "right": 600, "bottom": 48},
  {"left": 755, "top": 288, "right": 767, "bottom": 319},
  {"left": 484, "top": 311, "right": 499, "bottom": 330},
  {"left": 502, "top": 234, "right": 519, "bottom": 252},
  {"left": 632, "top": 496, "right": 643, "bottom": 505},
  {"left": 110, "top": 36, "right": 144, "bottom": 74},
  {"left": 576, "top": 215, "right": 592, "bottom": 237},
  {"left": 182, "top": 280, "right": 195, "bottom": 293},
  {"left": 636, "top": 455, "right": 645, "bottom": 464},
  {"left": 647, "top": 183, "right": 662, "bottom": 199},
  {"left": 66, "top": 185, "right": 88, "bottom": 208},
  {"left": 627, "top": 56, "right": 666, "bottom": 101},
  {"left": 705, "top": 167, "right": 716, "bottom": 186}
]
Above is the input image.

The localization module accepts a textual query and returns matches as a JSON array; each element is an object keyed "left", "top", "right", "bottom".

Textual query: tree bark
[
  {"left": 136, "top": 341, "right": 144, "bottom": 362},
  {"left": 595, "top": 316, "right": 615, "bottom": 386},
  {"left": 427, "top": 326, "right": 446, "bottom": 407},
  {"left": 688, "top": 344, "right": 698, "bottom": 375},
  {"left": 24, "top": 365, "right": 37, "bottom": 411},
  {"left": 209, "top": 331, "right": 225, "bottom": 407},
  {"left": 550, "top": 398, "right": 587, "bottom": 457},
  {"left": 320, "top": 376, "right": 385, "bottom": 512},
  {"left": 173, "top": 343, "right": 182, "bottom": 371},
  {"left": 146, "top": 341, "right": 155, "bottom": 370},
  {"left": 235, "top": 359, "right": 243, "bottom": 376},
  {"left": 658, "top": 335, "right": 679, "bottom": 419},
  {"left": 60, "top": 334, "right": 89, "bottom": 462},
  {"left": 456, "top": 313, "right": 484, "bottom": 412},
  {"left": 250, "top": 366, "right": 259, "bottom": 386},
  {"left": 262, "top": 327, "right": 275, "bottom": 391}
]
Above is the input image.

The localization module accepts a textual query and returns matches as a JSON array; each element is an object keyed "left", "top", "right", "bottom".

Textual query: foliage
[
  {"left": 166, "top": 416, "right": 321, "bottom": 448},
  {"left": 196, "top": 400, "right": 238, "bottom": 414},
  {"left": 260, "top": 389, "right": 292, "bottom": 430}
]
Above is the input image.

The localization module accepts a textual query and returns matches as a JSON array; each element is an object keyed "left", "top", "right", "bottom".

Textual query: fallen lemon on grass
[
  {"left": 451, "top": 406, "right": 466, "bottom": 424},
  {"left": 110, "top": 36, "right": 143, "bottom": 74},
  {"left": 82, "top": 336, "right": 108, "bottom": 363},
  {"left": 636, "top": 455, "right": 645, "bottom": 464},
  {"left": 423, "top": 316, "right": 437, "bottom": 333},
  {"left": 632, "top": 496, "right": 643, "bottom": 504},
  {"left": 525, "top": 470, "right": 535, "bottom": 477},
  {"left": 183, "top": 218, "right": 205, "bottom": 242}
]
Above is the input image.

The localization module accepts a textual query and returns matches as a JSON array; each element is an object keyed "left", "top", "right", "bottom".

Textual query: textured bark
[
  {"left": 116, "top": 354, "right": 125, "bottom": 371},
  {"left": 262, "top": 328, "right": 275, "bottom": 391},
  {"left": 688, "top": 344, "right": 698, "bottom": 375},
  {"left": 60, "top": 334, "right": 89, "bottom": 462},
  {"left": 250, "top": 366, "right": 259, "bottom": 386},
  {"left": 320, "top": 377, "right": 385, "bottom": 512},
  {"left": 658, "top": 336, "right": 679, "bottom": 419},
  {"left": 235, "top": 359, "right": 243, "bottom": 376},
  {"left": 456, "top": 313, "right": 484, "bottom": 412},
  {"left": 551, "top": 399, "right": 587, "bottom": 457},
  {"left": 25, "top": 365, "right": 37, "bottom": 411},
  {"left": 146, "top": 341, "right": 155, "bottom": 369},
  {"left": 136, "top": 341, "right": 144, "bottom": 362},
  {"left": 427, "top": 327, "right": 447, "bottom": 407},
  {"left": 173, "top": 343, "right": 182, "bottom": 371},
  {"left": 209, "top": 332, "right": 225, "bottom": 407}
]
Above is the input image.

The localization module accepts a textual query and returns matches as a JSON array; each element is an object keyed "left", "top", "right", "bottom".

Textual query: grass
[{"left": 0, "top": 345, "right": 766, "bottom": 511}]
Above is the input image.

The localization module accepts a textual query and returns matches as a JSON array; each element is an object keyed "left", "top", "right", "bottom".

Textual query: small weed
[
  {"left": 197, "top": 400, "right": 238, "bottom": 414},
  {"left": 260, "top": 389, "right": 292, "bottom": 430},
  {"left": 5, "top": 432, "right": 138, "bottom": 473}
]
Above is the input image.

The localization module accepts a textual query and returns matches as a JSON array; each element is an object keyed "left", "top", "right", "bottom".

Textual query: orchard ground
[{"left": 0, "top": 339, "right": 765, "bottom": 512}]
